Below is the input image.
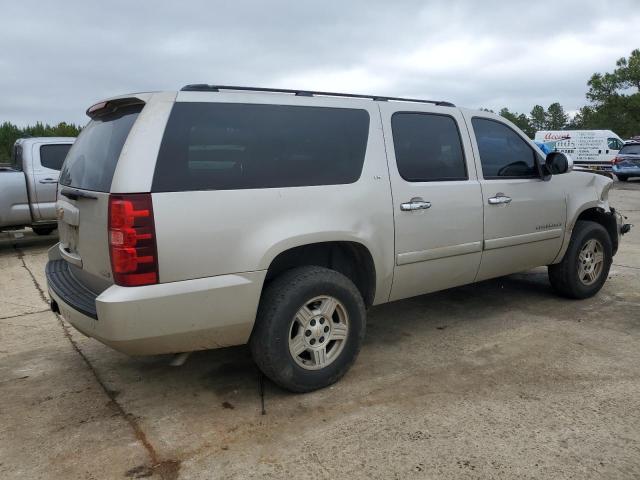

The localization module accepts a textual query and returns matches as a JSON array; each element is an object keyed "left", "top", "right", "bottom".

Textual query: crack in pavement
[
  {"left": 1, "top": 298, "right": 52, "bottom": 309},
  {"left": 0, "top": 309, "right": 50, "bottom": 320},
  {"left": 613, "top": 263, "right": 640, "bottom": 270},
  {"left": 13, "top": 246, "right": 180, "bottom": 479}
]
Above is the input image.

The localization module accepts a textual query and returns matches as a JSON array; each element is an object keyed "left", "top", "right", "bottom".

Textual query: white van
[{"left": 535, "top": 130, "right": 624, "bottom": 171}]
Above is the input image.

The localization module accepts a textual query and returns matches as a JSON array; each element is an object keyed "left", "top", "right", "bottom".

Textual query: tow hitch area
[{"left": 621, "top": 223, "right": 632, "bottom": 235}]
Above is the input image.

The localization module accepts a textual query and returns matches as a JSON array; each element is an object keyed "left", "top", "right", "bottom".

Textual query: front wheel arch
[{"left": 573, "top": 207, "right": 619, "bottom": 256}]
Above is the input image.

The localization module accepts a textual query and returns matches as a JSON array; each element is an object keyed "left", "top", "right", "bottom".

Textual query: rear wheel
[
  {"left": 32, "top": 226, "right": 55, "bottom": 236},
  {"left": 617, "top": 175, "right": 628, "bottom": 182},
  {"left": 548, "top": 220, "right": 612, "bottom": 299},
  {"left": 249, "top": 266, "right": 366, "bottom": 392}
]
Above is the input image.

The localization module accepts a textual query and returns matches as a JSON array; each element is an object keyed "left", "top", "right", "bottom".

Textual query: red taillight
[
  {"left": 108, "top": 193, "right": 158, "bottom": 286},
  {"left": 612, "top": 156, "right": 621, "bottom": 165}
]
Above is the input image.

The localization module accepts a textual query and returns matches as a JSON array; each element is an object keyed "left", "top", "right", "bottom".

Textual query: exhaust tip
[{"left": 50, "top": 300, "right": 60, "bottom": 314}]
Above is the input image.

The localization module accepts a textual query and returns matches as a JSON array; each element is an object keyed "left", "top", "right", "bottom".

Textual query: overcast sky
[{"left": 1, "top": 0, "right": 638, "bottom": 126}]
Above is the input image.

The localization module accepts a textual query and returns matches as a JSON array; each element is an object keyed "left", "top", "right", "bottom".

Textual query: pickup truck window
[
  {"left": 472, "top": 118, "right": 538, "bottom": 179},
  {"left": 59, "top": 104, "right": 142, "bottom": 192},
  {"left": 391, "top": 113, "right": 467, "bottom": 182},
  {"left": 153, "top": 103, "right": 370, "bottom": 192},
  {"left": 40, "top": 144, "right": 72, "bottom": 171},
  {"left": 10, "top": 144, "right": 23, "bottom": 171}
]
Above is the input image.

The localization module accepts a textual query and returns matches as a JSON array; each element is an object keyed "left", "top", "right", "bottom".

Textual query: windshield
[
  {"left": 59, "top": 104, "right": 142, "bottom": 192},
  {"left": 619, "top": 144, "right": 640, "bottom": 155}
]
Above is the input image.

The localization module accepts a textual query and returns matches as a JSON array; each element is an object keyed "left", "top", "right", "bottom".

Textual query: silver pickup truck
[{"left": 0, "top": 137, "right": 75, "bottom": 235}]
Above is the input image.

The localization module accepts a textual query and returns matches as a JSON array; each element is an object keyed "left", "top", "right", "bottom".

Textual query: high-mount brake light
[
  {"left": 108, "top": 194, "right": 158, "bottom": 287},
  {"left": 87, "top": 101, "right": 108, "bottom": 115}
]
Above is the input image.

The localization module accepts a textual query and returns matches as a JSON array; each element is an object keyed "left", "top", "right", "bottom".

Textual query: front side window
[
  {"left": 40, "top": 144, "right": 72, "bottom": 171},
  {"left": 472, "top": 118, "right": 539, "bottom": 178},
  {"left": 391, "top": 113, "right": 467, "bottom": 182},
  {"left": 152, "top": 103, "right": 370, "bottom": 192},
  {"left": 608, "top": 138, "right": 623, "bottom": 150}
]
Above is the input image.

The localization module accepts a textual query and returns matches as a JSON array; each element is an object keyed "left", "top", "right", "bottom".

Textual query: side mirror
[{"left": 543, "top": 152, "right": 572, "bottom": 179}]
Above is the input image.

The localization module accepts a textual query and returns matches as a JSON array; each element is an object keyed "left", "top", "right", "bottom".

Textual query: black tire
[
  {"left": 617, "top": 175, "right": 628, "bottom": 182},
  {"left": 32, "top": 226, "right": 55, "bottom": 236},
  {"left": 249, "top": 266, "right": 366, "bottom": 393},
  {"left": 548, "top": 220, "right": 612, "bottom": 299}
]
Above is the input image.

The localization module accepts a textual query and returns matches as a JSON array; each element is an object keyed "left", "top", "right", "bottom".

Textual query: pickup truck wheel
[
  {"left": 32, "top": 226, "right": 55, "bottom": 236},
  {"left": 548, "top": 220, "right": 612, "bottom": 299},
  {"left": 249, "top": 266, "right": 366, "bottom": 393}
]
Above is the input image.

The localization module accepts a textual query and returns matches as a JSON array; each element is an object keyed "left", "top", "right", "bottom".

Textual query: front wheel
[
  {"left": 249, "top": 266, "right": 366, "bottom": 392},
  {"left": 548, "top": 220, "right": 612, "bottom": 299}
]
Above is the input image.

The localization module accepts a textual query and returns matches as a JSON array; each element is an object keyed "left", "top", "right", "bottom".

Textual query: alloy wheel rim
[
  {"left": 288, "top": 295, "right": 349, "bottom": 370},
  {"left": 578, "top": 238, "right": 604, "bottom": 286}
]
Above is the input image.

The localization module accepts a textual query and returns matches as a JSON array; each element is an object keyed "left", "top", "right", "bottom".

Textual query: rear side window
[
  {"left": 40, "top": 144, "right": 72, "bottom": 171},
  {"left": 10, "top": 144, "right": 23, "bottom": 171},
  {"left": 391, "top": 113, "right": 467, "bottom": 181},
  {"left": 472, "top": 118, "right": 539, "bottom": 178},
  {"left": 152, "top": 103, "right": 370, "bottom": 192},
  {"left": 59, "top": 104, "right": 142, "bottom": 192}
]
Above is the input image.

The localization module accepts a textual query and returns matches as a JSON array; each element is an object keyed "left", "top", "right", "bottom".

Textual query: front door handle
[
  {"left": 39, "top": 178, "right": 58, "bottom": 184},
  {"left": 488, "top": 193, "right": 512, "bottom": 205},
  {"left": 400, "top": 197, "right": 432, "bottom": 211}
]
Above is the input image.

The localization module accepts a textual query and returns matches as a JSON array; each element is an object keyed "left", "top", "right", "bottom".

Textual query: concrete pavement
[{"left": 1, "top": 182, "right": 639, "bottom": 479}]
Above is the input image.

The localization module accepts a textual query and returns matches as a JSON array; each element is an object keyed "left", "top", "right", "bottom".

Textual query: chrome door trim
[
  {"left": 396, "top": 241, "right": 482, "bottom": 266},
  {"left": 484, "top": 228, "right": 563, "bottom": 250}
]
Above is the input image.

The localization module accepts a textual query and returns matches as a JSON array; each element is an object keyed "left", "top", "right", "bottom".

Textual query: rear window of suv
[
  {"left": 619, "top": 144, "right": 640, "bottom": 155},
  {"left": 59, "top": 104, "right": 142, "bottom": 192},
  {"left": 152, "top": 102, "right": 370, "bottom": 192}
]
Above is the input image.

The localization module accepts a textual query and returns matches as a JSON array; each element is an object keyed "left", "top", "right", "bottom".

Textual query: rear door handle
[
  {"left": 39, "top": 178, "right": 58, "bottom": 184},
  {"left": 488, "top": 193, "right": 512, "bottom": 205},
  {"left": 400, "top": 197, "right": 432, "bottom": 211}
]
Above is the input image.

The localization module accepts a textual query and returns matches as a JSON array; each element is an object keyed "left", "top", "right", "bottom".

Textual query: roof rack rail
[{"left": 180, "top": 84, "right": 455, "bottom": 107}]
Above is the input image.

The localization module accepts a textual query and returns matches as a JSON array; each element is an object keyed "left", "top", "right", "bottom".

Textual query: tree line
[
  {"left": 487, "top": 48, "right": 640, "bottom": 139},
  {"left": 0, "top": 121, "right": 82, "bottom": 163},
  {"left": 1, "top": 49, "right": 638, "bottom": 162}
]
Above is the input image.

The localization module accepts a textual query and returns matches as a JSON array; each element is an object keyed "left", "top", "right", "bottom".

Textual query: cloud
[{"left": 0, "top": 0, "right": 638, "bottom": 125}]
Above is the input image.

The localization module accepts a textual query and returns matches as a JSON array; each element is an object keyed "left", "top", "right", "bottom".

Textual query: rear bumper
[
  {"left": 46, "top": 256, "right": 266, "bottom": 355},
  {"left": 612, "top": 164, "right": 640, "bottom": 177}
]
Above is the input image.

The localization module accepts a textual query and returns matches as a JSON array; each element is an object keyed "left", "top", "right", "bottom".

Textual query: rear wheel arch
[{"left": 263, "top": 241, "right": 376, "bottom": 307}]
